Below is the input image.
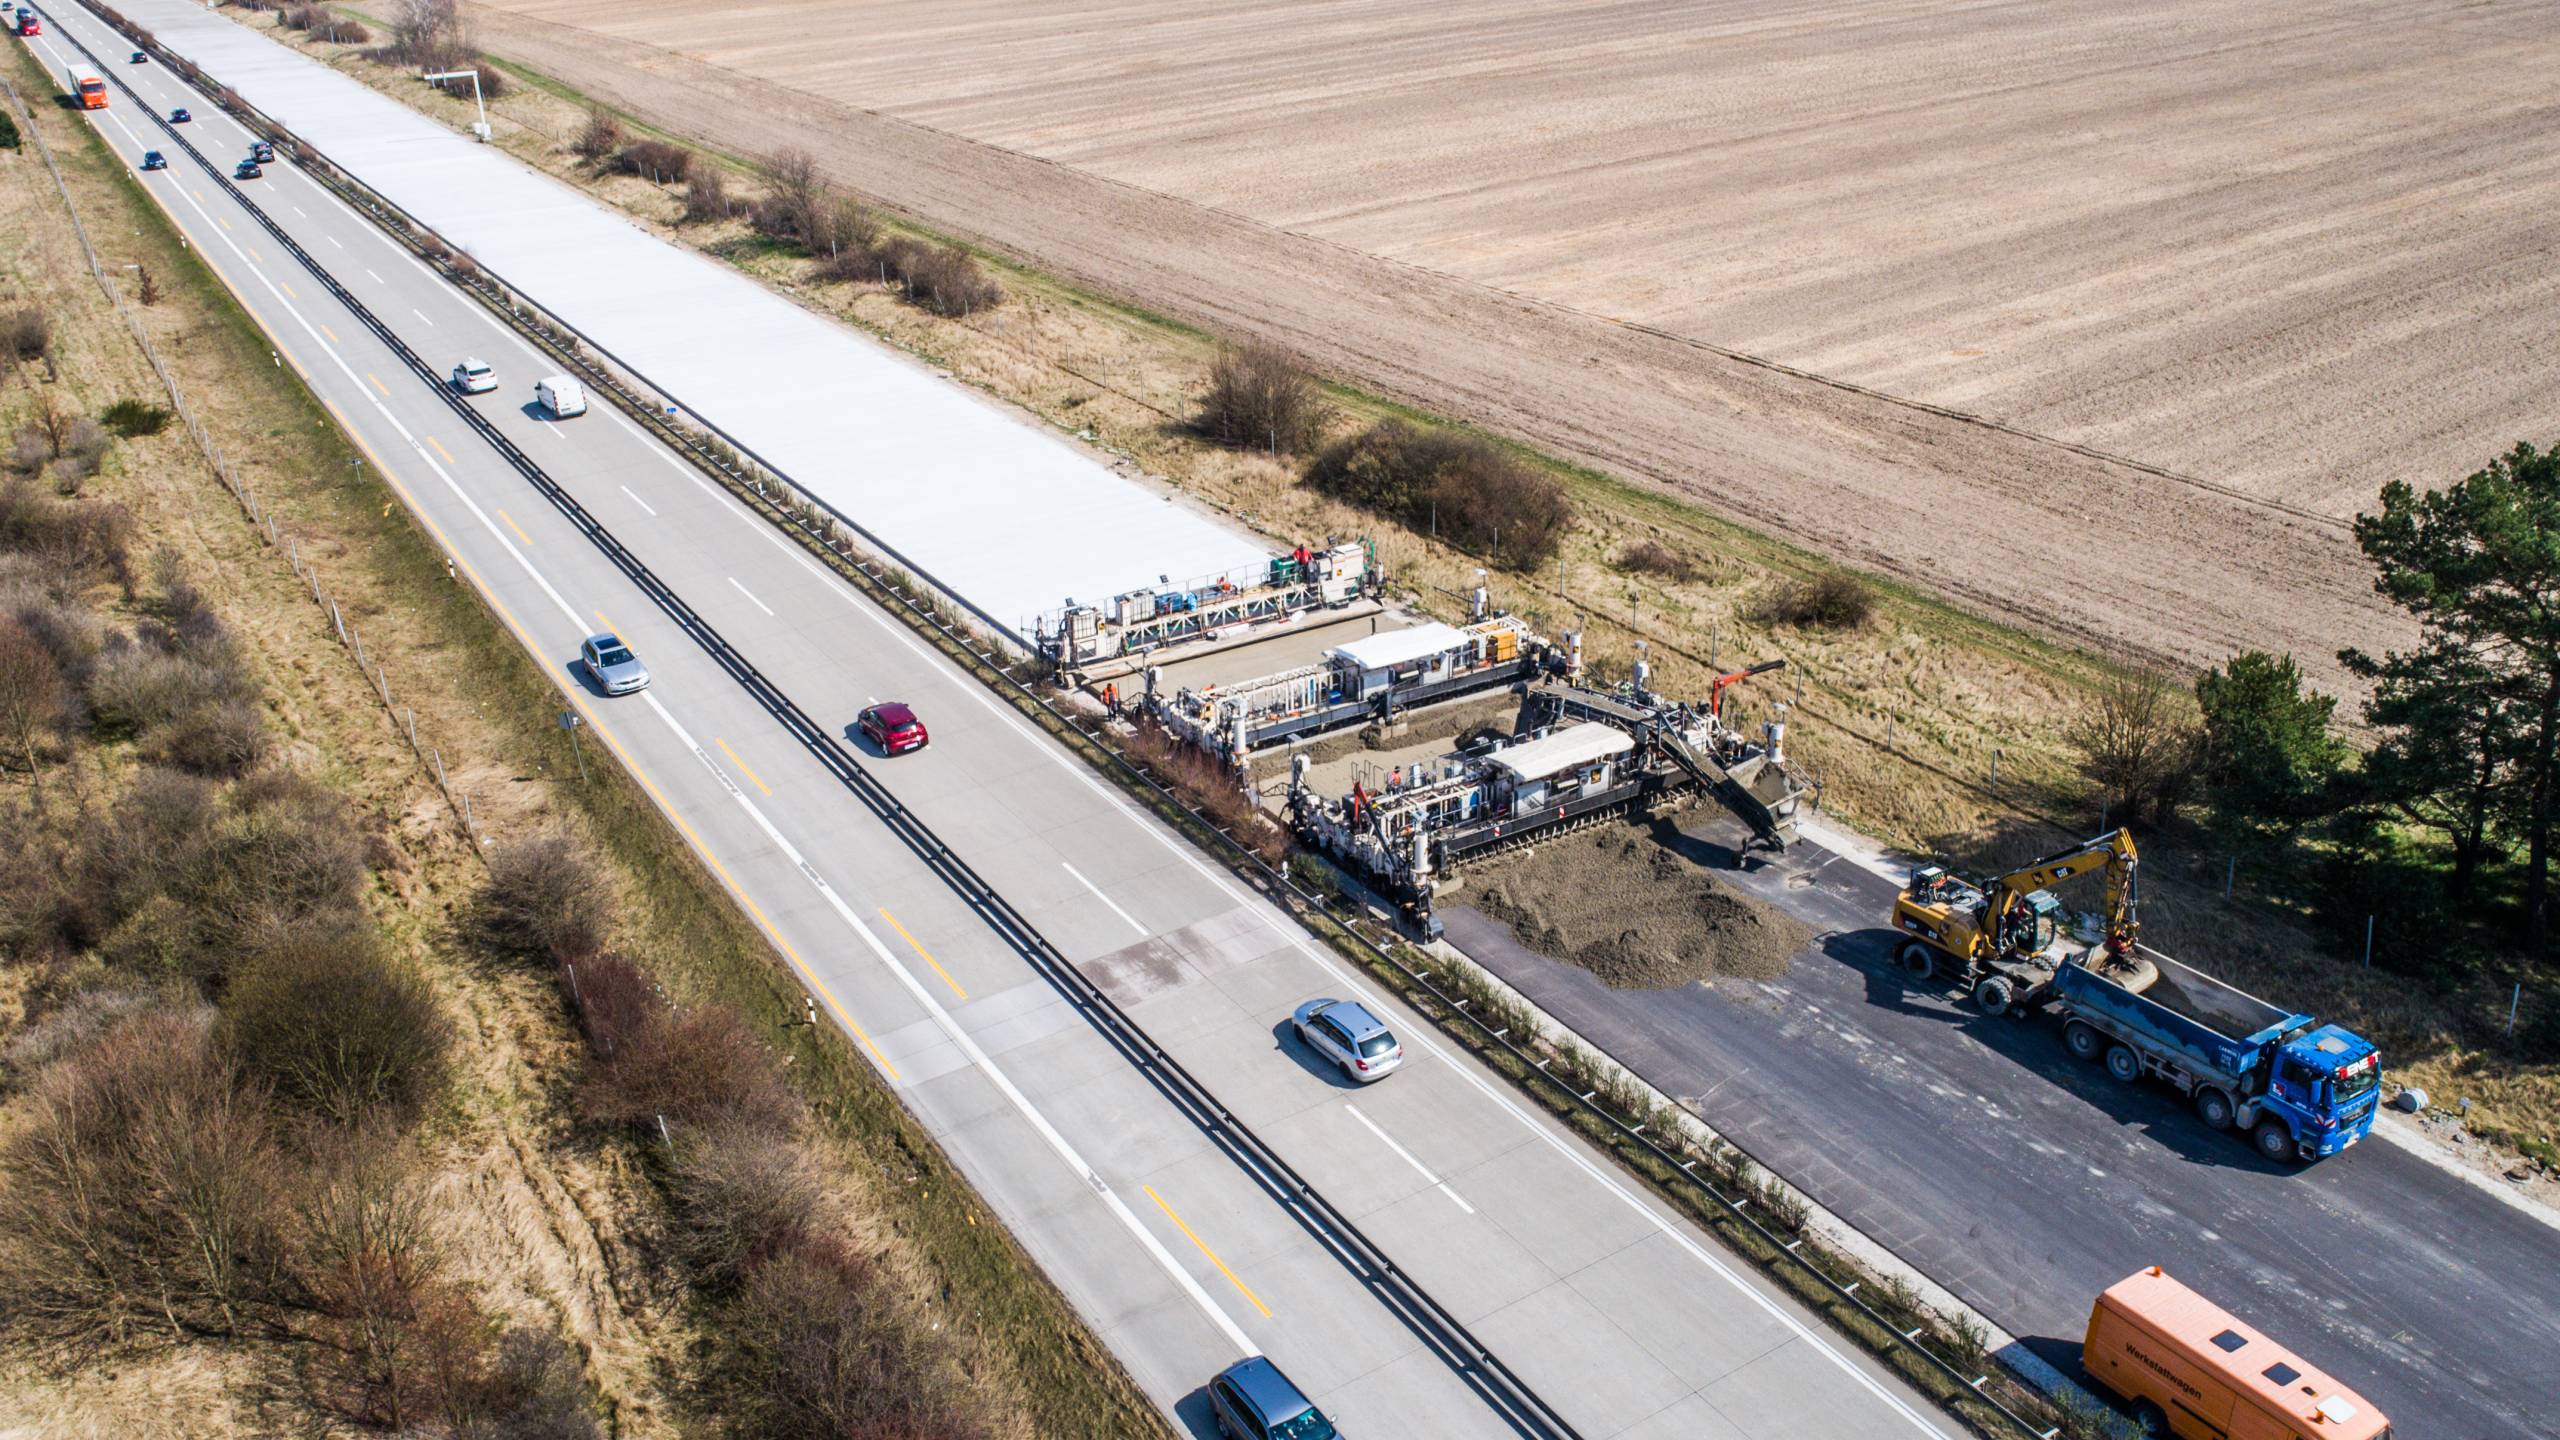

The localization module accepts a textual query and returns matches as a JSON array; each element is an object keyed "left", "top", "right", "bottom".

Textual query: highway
[
  {"left": 20, "top": 6, "right": 1963, "bottom": 1436},
  {"left": 1453, "top": 810, "right": 2560, "bottom": 1439}
]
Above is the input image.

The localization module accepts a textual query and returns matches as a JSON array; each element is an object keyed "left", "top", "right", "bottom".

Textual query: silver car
[
  {"left": 1292, "top": 997, "right": 1404, "bottom": 1083},
  {"left": 580, "top": 632, "right": 650, "bottom": 695}
]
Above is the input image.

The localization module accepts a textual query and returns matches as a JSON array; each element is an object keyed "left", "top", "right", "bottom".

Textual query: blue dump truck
[{"left": 2053, "top": 949, "right": 2382, "bottom": 1163}]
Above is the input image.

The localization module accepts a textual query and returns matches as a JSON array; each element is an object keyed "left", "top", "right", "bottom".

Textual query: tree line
[{"left": 2077, "top": 441, "right": 2560, "bottom": 989}]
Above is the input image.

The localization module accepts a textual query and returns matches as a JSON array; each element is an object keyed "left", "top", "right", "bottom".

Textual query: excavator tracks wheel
[
  {"left": 1896, "top": 941, "right": 1935, "bottom": 981},
  {"left": 1972, "top": 975, "right": 2016, "bottom": 1015}
]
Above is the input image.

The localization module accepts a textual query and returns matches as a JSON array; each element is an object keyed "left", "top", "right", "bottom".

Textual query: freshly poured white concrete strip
[{"left": 120, "top": 0, "right": 1270, "bottom": 636}]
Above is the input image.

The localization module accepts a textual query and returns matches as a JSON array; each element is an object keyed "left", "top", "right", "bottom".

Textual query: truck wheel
[
  {"left": 2064, "top": 1021, "right": 2105, "bottom": 1062},
  {"left": 2131, "top": 1400, "right": 2170, "bottom": 1436},
  {"left": 1972, "top": 975, "right": 2015, "bottom": 1015},
  {"left": 2195, "top": 1088, "right": 2236, "bottom": 1130},
  {"left": 2105, "top": 1045, "right": 2142, "bottom": 1084},
  {"left": 2253, "top": 1119, "right": 2300, "bottom": 1164},
  {"left": 1896, "top": 941, "right": 1935, "bottom": 980}
]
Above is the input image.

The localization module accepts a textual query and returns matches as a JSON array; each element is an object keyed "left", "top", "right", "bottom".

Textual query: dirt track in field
[{"left": 466, "top": 0, "right": 2560, "bottom": 682}]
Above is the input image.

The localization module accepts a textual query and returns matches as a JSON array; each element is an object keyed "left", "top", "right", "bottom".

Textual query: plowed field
[{"left": 473, "top": 0, "right": 2559, "bottom": 678}]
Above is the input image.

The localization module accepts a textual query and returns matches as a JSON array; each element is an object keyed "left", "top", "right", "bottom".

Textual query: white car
[{"left": 450, "top": 358, "right": 497, "bottom": 394}]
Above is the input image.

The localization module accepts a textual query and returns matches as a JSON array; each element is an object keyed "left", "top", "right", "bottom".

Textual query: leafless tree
[
  {"left": 1197, "top": 345, "right": 1329, "bottom": 455},
  {"left": 2070, "top": 667, "right": 2202, "bottom": 825},
  {"left": 571, "top": 105, "right": 619, "bottom": 163},
  {"left": 0, "top": 618, "right": 65, "bottom": 798}
]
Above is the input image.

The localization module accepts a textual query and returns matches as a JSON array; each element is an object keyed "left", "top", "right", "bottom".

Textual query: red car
[{"left": 858, "top": 702, "right": 928, "bottom": 755}]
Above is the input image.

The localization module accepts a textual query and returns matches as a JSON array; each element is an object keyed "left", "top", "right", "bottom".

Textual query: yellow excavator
[{"left": 1891, "top": 828, "right": 2149, "bottom": 1013}]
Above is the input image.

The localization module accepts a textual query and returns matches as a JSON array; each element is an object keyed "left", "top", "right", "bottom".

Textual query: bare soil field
[{"left": 464, "top": 0, "right": 2556, "bottom": 681}]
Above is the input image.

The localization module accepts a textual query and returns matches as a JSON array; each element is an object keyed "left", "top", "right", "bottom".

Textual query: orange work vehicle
[
  {"left": 68, "top": 66, "right": 106, "bottom": 109},
  {"left": 2085, "top": 1268, "right": 2390, "bottom": 1439}
]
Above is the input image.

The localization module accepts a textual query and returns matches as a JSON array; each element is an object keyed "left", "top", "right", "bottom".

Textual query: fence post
[
  {"left": 2508, "top": 983, "right": 2523, "bottom": 1037},
  {"left": 2362, "top": 915, "right": 2374, "bottom": 968},
  {"left": 1989, "top": 749, "right": 2000, "bottom": 789},
  {"left": 2225, "top": 855, "right": 2236, "bottom": 898}
]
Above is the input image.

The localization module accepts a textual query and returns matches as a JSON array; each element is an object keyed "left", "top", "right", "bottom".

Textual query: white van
[{"left": 535, "top": 375, "right": 588, "bottom": 418}]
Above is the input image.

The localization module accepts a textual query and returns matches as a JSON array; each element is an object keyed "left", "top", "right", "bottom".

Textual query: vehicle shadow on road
[{"left": 1269, "top": 1018, "right": 1363, "bottom": 1089}]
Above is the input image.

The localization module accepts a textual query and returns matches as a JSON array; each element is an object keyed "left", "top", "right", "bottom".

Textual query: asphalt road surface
[
  {"left": 1448, "top": 811, "right": 2560, "bottom": 1440},
  {"left": 21, "top": 6, "right": 1964, "bottom": 1436}
]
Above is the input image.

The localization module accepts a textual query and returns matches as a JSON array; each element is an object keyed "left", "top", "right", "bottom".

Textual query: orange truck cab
[{"left": 2085, "top": 1268, "right": 2390, "bottom": 1440}]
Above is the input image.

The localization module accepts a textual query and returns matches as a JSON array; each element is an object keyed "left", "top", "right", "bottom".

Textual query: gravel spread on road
[{"left": 1470, "top": 828, "right": 1807, "bottom": 988}]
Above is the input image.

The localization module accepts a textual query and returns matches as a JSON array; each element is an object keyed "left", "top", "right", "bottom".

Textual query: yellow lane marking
[
  {"left": 592, "top": 608, "right": 618, "bottom": 636},
  {"left": 320, "top": 323, "right": 339, "bottom": 344},
  {"left": 713, "top": 736, "right": 772, "bottom": 797},
  {"left": 278, "top": 280, "right": 297, "bottom": 300},
  {"left": 426, "top": 435, "right": 455, "bottom": 464},
  {"left": 218, "top": 216, "right": 233, "bottom": 232},
  {"left": 497, "top": 508, "right": 533, "bottom": 547},
  {"left": 1145, "top": 1186, "right": 1271, "bottom": 1318},
  {"left": 316, "top": 396, "right": 899, "bottom": 1079},
  {"left": 878, "top": 908, "right": 968, "bottom": 1001},
  {"left": 366, "top": 371, "right": 390, "bottom": 398}
]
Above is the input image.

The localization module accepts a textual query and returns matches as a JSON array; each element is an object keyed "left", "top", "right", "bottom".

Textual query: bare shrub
[
  {"left": 2070, "top": 667, "right": 2201, "bottom": 826},
  {"left": 682, "top": 164, "right": 731, "bottom": 224},
  {"left": 1616, "top": 539, "right": 1698, "bottom": 582},
  {"left": 1121, "top": 715, "right": 1286, "bottom": 865},
  {"left": 0, "top": 1008, "right": 289, "bottom": 1356},
  {"left": 900, "top": 242, "right": 1002, "bottom": 318},
  {"left": 383, "top": 0, "right": 468, "bottom": 70},
  {"left": 708, "top": 1232, "right": 981, "bottom": 1440},
  {"left": 612, "top": 138, "right": 690, "bottom": 184},
  {"left": 419, "top": 232, "right": 451, "bottom": 264},
  {"left": 48, "top": 418, "right": 112, "bottom": 491},
  {"left": 0, "top": 617, "right": 67, "bottom": 782},
  {"left": 581, "top": 1004, "right": 796, "bottom": 1135},
  {"left": 7, "top": 425, "right": 52, "bottom": 475},
  {"left": 3, "top": 307, "right": 48, "bottom": 364},
  {"left": 146, "top": 697, "right": 267, "bottom": 776},
  {"left": 1197, "top": 346, "right": 1328, "bottom": 455},
  {"left": 222, "top": 934, "right": 451, "bottom": 1125},
  {"left": 556, "top": 948, "right": 656, "bottom": 1059},
  {"left": 476, "top": 831, "right": 609, "bottom": 963},
  {"left": 663, "top": 1119, "right": 821, "bottom": 1292},
  {"left": 66, "top": 769, "right": 370, "bottom": 982},
  {"left": 1754, "top": 571, "right": 1874, "bottom": 630},
  {"left": 572, "top": 105, "right": 620, "bottom": 162},
  {"left": 0, "top": 481, "right": 134, "bottom": 590},
  {"left": 1306, "top": 419, "right": 1568, "bottom": 570},
  {"left": 88, "top": 644, "right": 217, "bottom": 738}
]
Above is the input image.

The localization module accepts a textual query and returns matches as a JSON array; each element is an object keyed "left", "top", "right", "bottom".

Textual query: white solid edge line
[
  {"left": 93, "top": 80, "right": 1260, "bottom": 1361},
  {"left": 1346, "top": 1105, "right": 1472, "bottom": 1215},
  {"left": 1063, "top": 861, "right": 1150, "bottom": 938}
]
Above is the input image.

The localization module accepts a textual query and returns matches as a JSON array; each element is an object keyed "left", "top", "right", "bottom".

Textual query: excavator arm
[{"left": 1987, "top": 828, "right": 2141, "bottom": 942}]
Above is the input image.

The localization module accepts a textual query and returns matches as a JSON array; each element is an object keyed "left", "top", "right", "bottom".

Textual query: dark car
[
  {"left": 1207, "top": 1356, "right": 1334, "bottom": 1440},
  {"left": 234, "top": 159, "right": 263, "bottom": 180},
  {"left": 250, "top": 140, "right": 275, "bottom": 163},
  {"left": 857, "top": 702, "right": 929, "bottom": 755},
  {"left": 169, "top": 106, "right": 190, "bottom": 123},
  {"left": 129, "top": 48, "right": 147, "bottom": 63},
  {"left": 141, "top": 149, "right": 167, "bottom": 171}
]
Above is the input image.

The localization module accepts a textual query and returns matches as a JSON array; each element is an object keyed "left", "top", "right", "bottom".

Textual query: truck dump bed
[{"left": 2055, "top": 947, "right": 2305, "bottom": 1083}]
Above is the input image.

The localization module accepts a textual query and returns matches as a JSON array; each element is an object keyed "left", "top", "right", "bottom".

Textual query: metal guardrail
[{"left": 40, "top": 12, "right": 1584, "bottom": 1435}]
